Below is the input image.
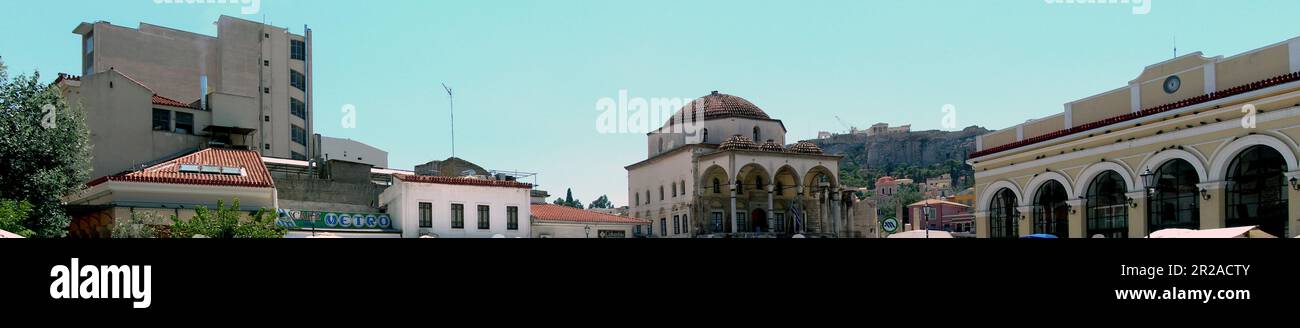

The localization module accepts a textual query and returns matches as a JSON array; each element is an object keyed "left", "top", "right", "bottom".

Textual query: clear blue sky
[{"left": 3, "top": 0, "right": 1299, "bottom": 206}]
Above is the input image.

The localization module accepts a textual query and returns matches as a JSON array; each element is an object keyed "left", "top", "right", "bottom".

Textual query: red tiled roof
[
  {"left": 670, "top": 91, "right": 772, "bottom": 123},
  {"left": 54, "top": 73, "right": 82, "bottom": 84},
  {"left": 530, "top": 204, "right": 650, "bottom": 224},
  {"left": 970, "top": 71, "right": 1300, "bottom": 159},
  {"left": 86, "top": 148, "right": 274, "bottom": 188},
  {"left": 393, "top": 174, "right": 533, "bottom": 189},
  {"left": 152, "top": 94, "right": 199, "bottom": 109}
]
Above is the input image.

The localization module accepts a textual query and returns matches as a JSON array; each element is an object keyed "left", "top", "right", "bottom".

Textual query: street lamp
[
  {"left": 922, "top": 203, "right": 935, "bottom": 239},
  {"left": 1141, "top": 168, "right": 1157, "bottom": 196}
]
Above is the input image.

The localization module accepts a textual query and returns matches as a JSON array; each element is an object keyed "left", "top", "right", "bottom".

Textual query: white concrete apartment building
[
  {"left": 64, "top": 15, "right": 314, "bottom": 179},
  {"left": 380, "top": 174, "right": 534, "bottom": 238}
]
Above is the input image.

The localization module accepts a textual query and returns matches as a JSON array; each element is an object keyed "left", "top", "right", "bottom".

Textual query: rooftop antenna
[{"left": 442, "top": 83, "right": 457, "bottom": 172}]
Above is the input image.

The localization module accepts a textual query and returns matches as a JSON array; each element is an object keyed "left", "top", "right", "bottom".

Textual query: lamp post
[
  {"left": 922, "top": 204, "right": 935, "bottom": 239},
  {"left": 1141, "top": 168, "right": 1157, "bottom": 196}
]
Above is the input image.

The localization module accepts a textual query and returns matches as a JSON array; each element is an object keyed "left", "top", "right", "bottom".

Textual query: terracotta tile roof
[
  {"left": 152, "top": 94, "right": 199, "bottom": 109},
  {"left": 393, "top": 174, "right": 533, "bottom": 189},
  {"left": 59, "top": 71, "right": 200, "bottom": 109},
  {"left": 530, "top": 204, "right": 651, "bottom": 225},
  {"left": 670, "top": 91, "right": 772, "bottom": 124},
  {"left": 54, "top": 73, "right": 82, "bottom": 84},
  {"left": 86, "top": 148, "right": 274, "bottom": 188},
  {"left": 971, "top": 71, "right": 1300, "bottom": 159}
]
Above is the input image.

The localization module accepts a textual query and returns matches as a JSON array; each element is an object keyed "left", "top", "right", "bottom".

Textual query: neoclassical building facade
[
  {"left": 626, "top": 92, "right": 845, "bottom": 238},
  {"left": 970, "top": 37, "right": 1300, "bottom": 238}
]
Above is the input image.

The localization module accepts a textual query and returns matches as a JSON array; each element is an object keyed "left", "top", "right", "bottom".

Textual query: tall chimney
[{"left": 200, "top": 75, "right": 208, "bottom": 110}]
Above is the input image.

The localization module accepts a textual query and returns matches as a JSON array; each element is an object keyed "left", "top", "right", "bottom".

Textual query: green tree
[
  {"left": 0, "top": 58, "right": 93, "bottom": 238},
  {"left": 589, "top": 195, "right": 614, "bottom": 209},
  {"left": 111, "top": 211, "right": 165, "bottom": 239},
  {"left": 0, "top": 199, "right": 35, "bottom": 237},
  {"left": 169, "top": 199, "right": 285, "bottom": 238},
  {"left": 554, "top": 188, "right": 584, "bottom": 209}
]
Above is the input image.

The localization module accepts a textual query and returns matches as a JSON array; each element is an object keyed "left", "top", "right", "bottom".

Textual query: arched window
[
  {"left": 752, "top": 126, "right": 761, "bottom": 142},
  {"left": 1086, "top": 171, "right": 1129, "bottom": 238},
  {"left": 736, "top": 180, "right": 744, "bottom": 194},
  {"left": 1226, "top": 145, "right": 1289, "bottom": 237},
  {"left": 712, "top": 178, "right": 721, "bottom": 194},
  {"left": 646, "top": 190, "right": 651, "bottom": 203},
  {"left": 671, "top": 183, "right": 677, "bottom": 197},
  {"left": 1148, "top": 159, "right": 1199, "bottom": 232},
  {"left": 1032, "top": 180, "right": 1069, "bottom": 238},
  {"left": 702, "top": 128, "right": 709, "bottom": 144},
  {"left": 659, "top": 186, "right": 665, "bottom": 200},
  {"left": 755, "top": 176, "right": 765, "bottom": 192},
  {"left": 635, "top": 193, "right": 640, "bottom": 206},
  {"left": 989, "top": 188, "right": 1019, "bottom": 239},
  {"left": 680, "top": 180, "right": 686, "bottom": 196}
]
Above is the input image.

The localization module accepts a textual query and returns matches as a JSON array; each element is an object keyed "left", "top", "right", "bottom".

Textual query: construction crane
[{"left": 835, "top": 116, "right": 858, "bottom": 134}]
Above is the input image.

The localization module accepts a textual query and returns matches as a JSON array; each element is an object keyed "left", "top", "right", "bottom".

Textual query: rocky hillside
[{"left": 810, "top": 126, "right": 989, "bottom": 189}]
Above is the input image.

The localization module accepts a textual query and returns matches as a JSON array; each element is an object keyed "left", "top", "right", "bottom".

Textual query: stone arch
[
  {"left": 773, "top": 165, "right": 802, "bottom": 198},
  {"left": 1024, "top": 171, "right": 1075, "bottom": 207},
  {"left": 702, "top": 165, "right": 730, "bottom": 196},
  {"left": 977, "top": 180, "right": 1023, "bottom": 213},
  {"left": 1208, "top": 134, "right": 1299, "bottom": 181},
  {"left": 1138, "top": 149, "right": 1210, "bottom": 187},
  {"left": 803, "top": 165, "right": 838, "bottom": 194},
  {"left": 736, "top": 163, "right": 771, "bottom": 195},
  {"left": 1074, "top": 161, "right": 1137, "bottom": 198}
]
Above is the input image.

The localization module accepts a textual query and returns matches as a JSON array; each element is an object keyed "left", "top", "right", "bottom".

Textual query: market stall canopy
[
  {"left": 1148, "top": 226, "right": 1277, "bottom": 239},
  {"left": 1021, "top": 234, "right": 1059, "bottom": 239},
  {"left": 887, "top": 230, "right": 954, "bottom": 239},
  {"left": 0, "top": 229, "right": 24, "bottom": 238}
]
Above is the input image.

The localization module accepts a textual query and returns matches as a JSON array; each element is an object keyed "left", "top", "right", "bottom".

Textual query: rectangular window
[
  {"left": 648, "top": 223, "right": 653, "bottom": 237},
  {"left": 85, "top": 34, "right": 94, "bottom": 55},
  {"left": 711, "top": 212, "right": 724, "bottom": 232},
  {"left": 291, "top": 125, "right": 307, "bottom": 146},
  {"left": 507, "top": 206, "right": 519, "bottom": 230},
  {"left": 291, "top": 151, "right": 306, "bottom": 161},
  {"left": 676, "top": 214, "right": 686, "bottom": 235},
  {"left": 682, "top": 214, "right": 688, "bottom": 234},
  {"left": 660, "top": 218, "right": 667, "bottom": 237},
  {"left": 635, "top": 225, "right": 642, "bottom": 236},
  {"left": 290, "top": 98, "right": 306, "bottom": 120},
  {"left": 418, "top": 202, "right": 432, "bottom": 228},
  {"left": 737, "top": 212, "right": 747, "bottom": 233},
  {"left": 290, "top": 70, "right": 306, "bottom": 91},
  {"left": 174, "top": 112, "right": 194, "bottom": 134},
  {"left": 477, "top": 205, "right": 490, "bottom": 229},
  {"left": 152, "top": 109, "right": 170, "bottom": 131},
  {"left": 775, "top": 213, "right": 786, "bottom": 233},
  {"left": 451, "top": 204, "right": 465, "bottom": 229},
  {"left": 290, "top": 40, "right": 306, "bottom": 61}
]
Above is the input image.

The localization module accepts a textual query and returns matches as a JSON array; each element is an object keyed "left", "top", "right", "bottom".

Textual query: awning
[
  {"left": 887, "top": 230, "right": 955, "bottom": 239},
  {"left": 1148, "top": 226, "right": 1277, "bottom": 239},
  {"left": 0, "top": 229, "right": 26, "bottom": 238}
]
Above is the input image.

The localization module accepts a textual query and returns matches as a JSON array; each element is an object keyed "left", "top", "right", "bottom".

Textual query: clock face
[{"left": 1164, "top": 75, "right": 1182, "bottom": 94}]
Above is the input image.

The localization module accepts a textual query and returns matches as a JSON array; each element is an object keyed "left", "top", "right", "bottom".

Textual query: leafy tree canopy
[{"left": 0, "top": 58, "right": 93, "bottom": 238}]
